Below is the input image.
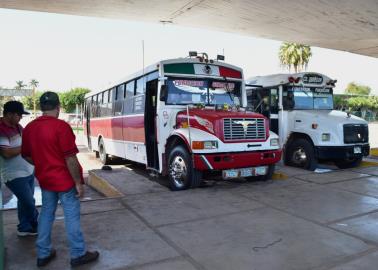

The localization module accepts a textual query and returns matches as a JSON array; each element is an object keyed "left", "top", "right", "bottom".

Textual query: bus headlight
[
  {"left": 270, "top": 138, "right": 279, "bottom": 146},
  {"left": 192, "top": 141, "right": 218, "bottom": 150},
  {"left": 322, "top": 133, "right": 331, "bottom": 141}
]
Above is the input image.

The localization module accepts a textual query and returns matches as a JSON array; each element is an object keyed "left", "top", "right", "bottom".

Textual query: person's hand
[{"left": 75, "top": 183, "right": 84, "bottom": 198}]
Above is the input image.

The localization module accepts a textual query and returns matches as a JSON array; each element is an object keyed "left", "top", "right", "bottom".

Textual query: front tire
[
  {"left": 335, "top": 157, "right": 362, "bottom": 169},
  {"left": 286, "top": 139, "right": 317, "bottom": 171},
  {"left": 168, "top": 145, "right": 202, "bottom": 191}
]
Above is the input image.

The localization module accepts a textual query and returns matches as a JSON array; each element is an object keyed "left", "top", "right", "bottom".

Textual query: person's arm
[
  {"left": 0, "top": 146, "right": 21, "bottom": 159},
  {"left": 65, "top": 155, "right": 84, "bottom": 198},
  {"left": 58, "top": 122, "right": 83, "bottom": 197}
]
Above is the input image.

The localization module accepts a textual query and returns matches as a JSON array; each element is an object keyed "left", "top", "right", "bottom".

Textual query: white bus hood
[
  {"left": 294, "top": 110, "right": 368, "bottom": 125},
  {"left": 287, "top": 110, "right": 368, "bottom": 146}
]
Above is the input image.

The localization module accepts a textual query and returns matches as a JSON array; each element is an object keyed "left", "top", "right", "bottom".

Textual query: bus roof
[
  {"left": 85, "top": 57, "right": 243, "bottom": 98},
  {"left": 246, "top": 72, "right": 334, "bottom": 88}
]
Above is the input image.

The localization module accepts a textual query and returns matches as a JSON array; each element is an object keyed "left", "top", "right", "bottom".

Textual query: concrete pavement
[{"left": 3, "top": 147, "right": 378, "bottom": 269}]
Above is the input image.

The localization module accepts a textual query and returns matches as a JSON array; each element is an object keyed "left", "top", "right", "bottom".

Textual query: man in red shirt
[{"left": 22, "top": 91, "right": 99, "bottom": 268}]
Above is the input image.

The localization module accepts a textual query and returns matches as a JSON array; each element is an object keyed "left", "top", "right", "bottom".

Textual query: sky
[{"left": 1, "top": 8, "right": 378, "bottom": 95}]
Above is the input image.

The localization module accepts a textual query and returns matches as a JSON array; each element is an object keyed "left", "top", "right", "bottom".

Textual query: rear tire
[
  {"left": 335, "top": 157, "right": 362, "bottom": 169},
  {"left": 168, "top": 145, "right": 202, "bottom": 191},
  {"left": 286, "top": 139, "right": 317, "bottom": 171},
  {"left": 98, "top": 138, "right": 109, "bottom": 165}
]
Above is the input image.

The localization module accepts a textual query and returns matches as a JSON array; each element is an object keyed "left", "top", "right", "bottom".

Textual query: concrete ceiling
[{"left": 1, "top": 0, "right": 378, "bottom": 58}]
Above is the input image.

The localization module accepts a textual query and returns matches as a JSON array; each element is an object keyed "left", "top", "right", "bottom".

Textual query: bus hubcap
[
  {"left": 293, "top": 148, "right": 307, "bottom": 164},
  {"left": 170, "top": 156, "right": 187, "bottom": 188}
]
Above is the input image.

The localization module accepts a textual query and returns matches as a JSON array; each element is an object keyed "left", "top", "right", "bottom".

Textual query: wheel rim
[
  {"left": 292, "top": 147, "right": 307, "bottom": 165},
  {"left": 99, "top": 143, "right": 106, "bottom": 162},
  {"left": 169, "top": 156, "right": 188, "bottom": 188}
]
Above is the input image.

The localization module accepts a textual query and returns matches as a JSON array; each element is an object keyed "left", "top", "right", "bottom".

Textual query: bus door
[
  {"left": 248, "top": 87, "right": 279, "bottom": 134},
  {"left": 85, "top": 99, "right": 92, "bottom": 150},
  {"left": 145, "top": 79, "right": 159, "bottom": 170},
  {"left": 269, "top": 88, "right": 279, "bottom": 135}
]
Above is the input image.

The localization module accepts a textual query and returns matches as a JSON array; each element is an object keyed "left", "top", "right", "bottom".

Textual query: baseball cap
[
  {"left": 40, "top": 91, "right": 60, "bottom": 107},
  {"left": 3, "top": 101, "right": 30, "bottom": 115}
]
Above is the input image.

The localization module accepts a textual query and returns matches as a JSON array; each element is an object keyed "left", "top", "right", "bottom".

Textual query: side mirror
[{"left": 160, "top": 85, "right": 168, "bottom": 101}]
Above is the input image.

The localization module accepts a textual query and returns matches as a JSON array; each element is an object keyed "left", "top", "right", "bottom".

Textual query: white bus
[
  {"left": 246, "top": 72, "right": 369, "bottom": 170},
  {"left": 84, "top": 52, "right": 282, "bottom": 190}
]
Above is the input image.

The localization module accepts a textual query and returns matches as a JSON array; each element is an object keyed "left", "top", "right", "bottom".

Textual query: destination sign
[
  {"left": 302, "top": 74, "right": 323, "bottom": 84},
  {"left": 174, "top": 80, "right": 205, "bottom": 87},
  {"left": 314, "top": 88, "right": 332, "bottom": 93}
]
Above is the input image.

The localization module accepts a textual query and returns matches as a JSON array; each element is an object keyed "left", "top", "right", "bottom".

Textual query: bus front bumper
[
  {"left": 315, "top": 144, "right": 370, "bottom": 160},
  {"left": 193, "top": 150, "right": 282, "bottom": 171}
]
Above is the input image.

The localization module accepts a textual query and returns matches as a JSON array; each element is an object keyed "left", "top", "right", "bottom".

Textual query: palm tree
[
  {"left": 15, "top": 80, "right": 27, "bottom": 89},
  {"left": 29, "top": 79, "right": 39, "bottom": 118},
  {"left": 29, "top": 79, "right": 39, "bottom": 89},
  {"left": 278, "top": 42, "right": 312, "bottom": 73}
]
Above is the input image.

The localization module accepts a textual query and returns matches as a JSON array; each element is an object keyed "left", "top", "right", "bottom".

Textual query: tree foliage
[
  {"left": 15, "top": 80, "right": 27, "bottom": 89},
  {"left": 29, "top": 79, "right": 39, "bottom": 89},
  {"left": 278, "top": 42, "right": 312, "bottom": 72},
  {"left": 59, "top": 88, "right": 90, "bottom": 113},
  {"left": 333, "top": 95, "right": 348, "bottom": 110},
  {"left": 345, "top": 82, "right": 371, "bottom": 96},
  {"left": 21, "top": 91, "right": 43, "bottom": 110}
]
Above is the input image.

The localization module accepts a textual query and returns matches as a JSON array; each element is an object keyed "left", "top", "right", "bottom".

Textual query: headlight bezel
[{"left": 270, "top": 138, "right": 279, "bottom": 146}]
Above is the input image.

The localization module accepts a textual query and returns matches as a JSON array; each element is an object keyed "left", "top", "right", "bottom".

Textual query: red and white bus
[{"left": 84, "top": 52, "right": 282, "bottom": 190}]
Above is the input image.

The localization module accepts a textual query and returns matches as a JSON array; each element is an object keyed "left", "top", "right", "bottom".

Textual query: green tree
[
  {"left": 347, "top": 96, "right": 370, "bottom": 118},
  {"left": 15, "top": 80, "right": 26, "bottom": 89},
  {"left": 29, "top": 79, "right": 39, "bottom": 89},
  {"left": 278, "top": 42, "right": 312, "bottom": 73},
  {"left": 333, "top": 95, "right": 348, "bottom": 110},
  {"left": 21, "top": 91, "right": 43, "bottom": 110},
  {"left": 59, "top": 88, "right": 90, "bottom": 113},
  {"left": 345, "top": 82, "right": 371, "bottom": 96}
]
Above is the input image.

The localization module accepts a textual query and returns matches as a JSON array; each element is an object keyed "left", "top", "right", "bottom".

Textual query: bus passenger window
[
  {"left": 136, "top": 77, "right": 146, "bottom": 95},
  {"left": 125, "top": 81, "right": 134, "bottom": 98}
]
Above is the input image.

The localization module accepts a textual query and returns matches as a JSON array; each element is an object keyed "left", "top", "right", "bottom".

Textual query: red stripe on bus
[
  {"left": 88, "top": 115, "right": 145, "bottom": 143},
  {"left": 219, "top": 66, "right": 242, "bottom": 79}
]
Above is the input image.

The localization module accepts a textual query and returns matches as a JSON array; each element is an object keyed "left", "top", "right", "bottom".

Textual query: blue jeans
[
  {"left": 36, "top": 187, "right": 86, "bottom": 259},
  {"left": 5, "top": 174, "right": 39, "bottom": 232}
]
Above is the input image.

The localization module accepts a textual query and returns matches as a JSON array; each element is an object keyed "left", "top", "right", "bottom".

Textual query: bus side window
[
  {"left": 283, "top": 90, "right": 295, "bottom": 110},
  {"left": 123, "top": 81, "right": 135, "bottom": 115},
  {"left": 114, "top": 84, "right": 125, "bottom": 116},
  {"left": 136, "top": 77, "right": 146, "bottom": 95},
  {"left": 102, "top": 90, "right": 110, "bottom": 117},
  {"left": 270, "top": 88, "right": 279, "bottom": 114}
]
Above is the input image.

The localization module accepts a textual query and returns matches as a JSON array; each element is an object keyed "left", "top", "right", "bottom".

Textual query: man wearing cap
[
  {"left": 0, "top": 100, "right": 38, "bottom": 236},
  {"left": 22, "top": 91, "right": 99, "bottom": 267}
]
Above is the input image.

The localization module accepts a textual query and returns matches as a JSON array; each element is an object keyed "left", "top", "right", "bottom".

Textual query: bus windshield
[
  {"left": 166, "top": 78, "right": 241, "bottom": 106},
  {"left": 284, "top": 86, "right": 333, "bottom": 110}
]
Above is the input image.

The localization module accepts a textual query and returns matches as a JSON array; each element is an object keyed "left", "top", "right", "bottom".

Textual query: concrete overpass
[{"left": 0, "top": 0, "right": 377, "bottom": 58}]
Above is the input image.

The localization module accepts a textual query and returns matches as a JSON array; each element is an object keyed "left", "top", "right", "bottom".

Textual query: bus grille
[
  {"left": 223, "top": 118, "right": 266, "bottom": 141},
  {"left": 343, "top": 124, "right": 368, "bottom": 144}
]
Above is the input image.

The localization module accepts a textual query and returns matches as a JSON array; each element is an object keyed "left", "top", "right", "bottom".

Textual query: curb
[
  {"left": 86, "top": 170, "right": 124, "bottom": 198},
  {"left": 370, "top": 148, "right": 378, "bottom": 157},
  {"left": 359, "top": 160, "right": 378, "bottom": 168},
  {"left": 272, "top": 172, "right": 288, "bottom": 180}
]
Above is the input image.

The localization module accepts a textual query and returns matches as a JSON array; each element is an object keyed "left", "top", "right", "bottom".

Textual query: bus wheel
[
  {"left": 335, "top": 157, "right": 362, "bottom": 169},
  {"left": 287, "top": 139, "right": 317, "bottom": 171},
  {"left": 98, "top": 138, "right": 109, "bottom": 165},
  {"left": 246, "top": 164, "right": 275, "bottom": 181},
  {"left": 168, "top": 145, "right": 202, "bottom": 191}
]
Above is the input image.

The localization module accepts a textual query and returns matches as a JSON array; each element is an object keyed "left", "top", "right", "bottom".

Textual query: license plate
[
  {"left": 354, "top": 146, "right": 361, "bottom": 154},
  {"left": 255, "top": 166, "right": 268, "bottom": 175},
  {"left": 223, "top": 166, "right": 268, "bottom": 179},
  {"left": 223, "top": 169, "right": 239, "bottom": 179}
]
